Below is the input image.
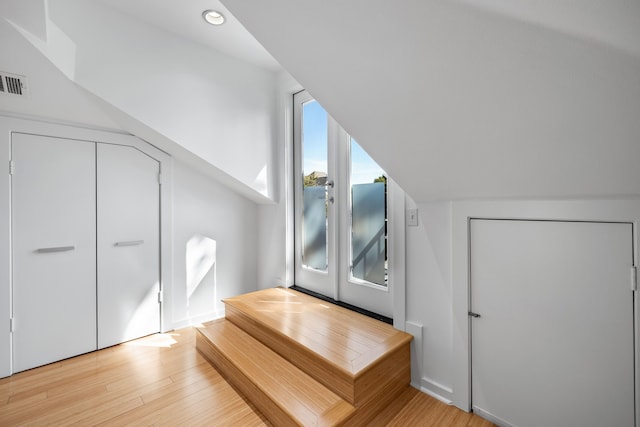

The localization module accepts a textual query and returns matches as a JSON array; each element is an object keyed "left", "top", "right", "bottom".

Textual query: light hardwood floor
[{"left": 0, "top": 327, "right": 494, "bottom": 426}]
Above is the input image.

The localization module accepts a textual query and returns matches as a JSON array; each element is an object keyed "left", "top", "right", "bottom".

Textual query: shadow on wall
[
  {"left": 122, "top": 282, "right": 161, "bottom": 343},
  {"left": 186, "top": 234, "right": 217, "bottom": 319}
]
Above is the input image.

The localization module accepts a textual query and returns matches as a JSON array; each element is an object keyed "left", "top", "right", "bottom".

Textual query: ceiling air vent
[{"left": 0, "top": 71, "right": 28, "bottom": 97}]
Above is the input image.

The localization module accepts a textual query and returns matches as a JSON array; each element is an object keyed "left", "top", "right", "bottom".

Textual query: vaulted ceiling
[
  {"left": 3, "top": 0, "right": 640, "bottom": 202},
  {"left": 223, "top": 0, "right": 640, "bottom": 201}
]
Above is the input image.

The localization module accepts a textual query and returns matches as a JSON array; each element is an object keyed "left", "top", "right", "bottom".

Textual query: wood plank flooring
[{"left": 0, "top": 327, "right": 494, "bottom": 426}]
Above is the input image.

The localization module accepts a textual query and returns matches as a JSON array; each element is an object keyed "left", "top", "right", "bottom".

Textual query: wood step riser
[
  {"left": 225, "top": 302, "right": 412, "bottom": 407},
  {"left": 345, "top": 376, "right": 411, "bottom": 426},
  {"left": 196, "top": 320, "right": 357, "bottom": 427},
  {"left": 196, "top": 330, "right": 300, "bottom": 427},
  {"left": 225, "top": 304, "right": 356, "bottom": 404},
  {"left": 354, "top": 345, "right": 411, "bottom": 405},
  {"left": 197, "top": 324, "right": 411, "bottom": 427}
]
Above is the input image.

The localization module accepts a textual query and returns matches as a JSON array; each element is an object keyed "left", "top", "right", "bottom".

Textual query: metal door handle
[
  {"left": 115, "top": 240, "right": 144, "bottom": 247},
  {"left": 36, "top": 246, "right": 75, "bottom": 253},
  {"left": 468, "top": 311, "right": 481, "bottom": 318}
]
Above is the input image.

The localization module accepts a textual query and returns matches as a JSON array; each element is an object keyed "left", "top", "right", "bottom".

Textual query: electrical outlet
[{"left": 407, "top": 208, "right": 418, "bottom": 226}]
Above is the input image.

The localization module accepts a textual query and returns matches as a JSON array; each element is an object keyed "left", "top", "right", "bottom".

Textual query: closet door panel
[
  {"left": 470, "top": 219, "right": 634, "bottom": 427},
  {"left": 97, "top": 144, "right": 160, "bottom": 349},
  {"left": 12, "top": 133, "right": 97, "bottom": 372}
]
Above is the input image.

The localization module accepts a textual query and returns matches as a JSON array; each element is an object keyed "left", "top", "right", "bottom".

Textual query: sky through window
[{"left": 302, "top": 100, "right": 384, "bottom": 185}]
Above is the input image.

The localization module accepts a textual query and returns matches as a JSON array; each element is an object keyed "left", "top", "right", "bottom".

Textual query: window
[{"left": 349, "top": 138, "right": 387, "bottom": 287}]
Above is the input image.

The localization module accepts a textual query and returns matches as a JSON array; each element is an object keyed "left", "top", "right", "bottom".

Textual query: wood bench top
[{"left": 223, "top": 287, "right": 413, "bottom": 376}]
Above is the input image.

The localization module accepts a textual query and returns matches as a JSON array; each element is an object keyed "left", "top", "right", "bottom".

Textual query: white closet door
[
  {"left": 470, "top": 219, "right": 634, "bottom": 427},
  {"left": 97, "top": 144, "right": 160, "bottom": 349},
  {"left": 12, "top": 133, "right": 97, "bottom": 372}
]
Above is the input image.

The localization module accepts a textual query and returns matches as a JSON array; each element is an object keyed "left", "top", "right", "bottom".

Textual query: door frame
[
  {"left": 289, "top": 90, "right": 407, "bottom": 324},
  {"left": 451, "top": 199, "right": 640, "bottom": 427},
  {"left": 0, "top": 115, "right": 173, "bottom": 378}
]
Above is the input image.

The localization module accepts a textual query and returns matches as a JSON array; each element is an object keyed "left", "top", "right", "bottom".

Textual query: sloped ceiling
[
  {"left": 3, "top": 0, "right": 281, "bottom": 203},
  {"left": 222, "top": 0, "right": 640, "bottom": 202},
  {"left": 92, "top": 0, "right": 280, "bottom": 71}
]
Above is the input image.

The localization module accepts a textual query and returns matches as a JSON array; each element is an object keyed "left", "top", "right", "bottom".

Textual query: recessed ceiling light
[{"left": 202, "top": 10, "right": 225, "bottom": 26}]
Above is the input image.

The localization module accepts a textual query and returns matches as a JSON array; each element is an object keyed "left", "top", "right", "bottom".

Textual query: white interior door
[
  {"left": 12, "top": 133, "right": 97, "bottom": 372},
  {"left": 97, "top": 144, "right": 160, "bottom": 349},
  {"left": 470, "top": 219, "right": 635, "bottom": 427}
]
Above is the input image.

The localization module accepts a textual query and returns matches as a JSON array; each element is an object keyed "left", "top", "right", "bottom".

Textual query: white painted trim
[
  {"left": 291, "top": 88, "right": 311, "bottom": 285},
  {"left": 0, "top": 110, "right": 129, "bottom": 136},
  {"left": 635, "top": 219, "right": 640, "bottom": 427},
  {"left": 272, "top": 71, "right": 302, "bottom": 289},
  {"left": 390, "top": 178, "right": 406, "bottom": 330},
  {"left": 419, "top": 379, "right": 454, "bottom": 405},
  {"left": 0, "top": 114, "right": 174, "bottom": 377},
  {"left": 406, "top": 320, "right": 422, "bottom": 386},
  {"left": 158, "top": 156, "right": 173, "bottom": 333},
  {"left": 171, "top": 310, "right": 225, "bottom": 330},
  {"left": 452, "top": 198, "right": 640, "bottom": 425},
  {"left": 0, "top": 118, "right": 11, "bottom": 378},
  {"left": 472, "top": 406, "right": 514, "bottom": 427},
  {"left": 282, "top": 85, "right": 298, "bottom": 288}
]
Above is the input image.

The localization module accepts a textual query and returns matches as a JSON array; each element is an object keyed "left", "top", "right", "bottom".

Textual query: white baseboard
[
  {"left": 405, "top": 321, "right": 423, "bottom": 387},
  {"left": 420, "top": 377, "right": 454, "bottom": 405},
  {"left": 171, "top": 310, "right": 224, "bottom": 330},
  {"left": 472, "top": 406, "right": 513, "bottom": 427}
]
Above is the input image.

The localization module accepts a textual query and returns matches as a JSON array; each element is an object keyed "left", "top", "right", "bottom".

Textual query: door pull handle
[
  {"left": 114, "top": 240, "right": 144, "bottom": 247},
  {"left": 468, "top": 311, "right": 481, "bottom": 318},
  {"left": 36, "top": 246, "right": 75, "bottom": 253}
]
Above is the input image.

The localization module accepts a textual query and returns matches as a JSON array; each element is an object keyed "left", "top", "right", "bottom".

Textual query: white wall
[
  {"left": 256, "top": 70, "right": 301, "bottom": 290},
  {"left": 171, "top": 160, "right": 258, "bottom": 327},
  {"left": 405, "top": 200, "right": 454, "bottom": 400},
  {"left": 0, "top": 17, "right": 118, "bottom": 129}
]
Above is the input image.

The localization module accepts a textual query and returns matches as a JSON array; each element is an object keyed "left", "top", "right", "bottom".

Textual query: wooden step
[
  {"left": 222, "top": 288, "right": 413, "bottom": 407},
  {"left": 196, "top": 318, "right": 356, "bottom": 427}
]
